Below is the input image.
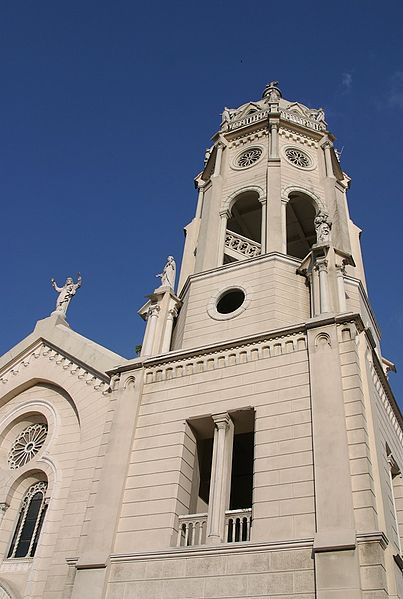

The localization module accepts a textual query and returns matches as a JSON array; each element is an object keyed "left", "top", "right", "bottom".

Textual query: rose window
[
  {"left": 236, "top": 148, "right": 262, "bottom": 168},
  {"left": 285, "top": 148, "right": 311, "bottom": 168},
  {"left": 8, "top": 424, "right": 48, "bottom": 469}
]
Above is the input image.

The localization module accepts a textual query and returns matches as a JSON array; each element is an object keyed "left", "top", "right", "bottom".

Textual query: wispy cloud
[
  {"left": 389, "top": 71, "right": 403, "bottom": 110},
  {"left": 341, "top": 72, "right": 352, "bottom": 92}
]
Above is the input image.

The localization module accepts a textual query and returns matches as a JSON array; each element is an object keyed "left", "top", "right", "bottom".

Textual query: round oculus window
[
  {"left": 236, "top": 147, "right": 262, "bottom": 168},
  {"left": 216, "top": 289, "right": 246, "bottom": 314},
  {"left": 284, "top": 147, "right": 311, "bottom": 168},
  {"left": 8, "top": 423, "right": 48, "bottom": 470}
]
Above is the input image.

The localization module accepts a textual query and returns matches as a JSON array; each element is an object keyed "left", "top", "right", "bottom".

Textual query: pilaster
[
  {"left": 71, "top": 369, "right": 144, "bottom": 599},
  {"left": 307, "top": 321, "right": 361, "bottom": 597},
  {"left": 266, "top": 112, "right": 282, "bottom": 253}
]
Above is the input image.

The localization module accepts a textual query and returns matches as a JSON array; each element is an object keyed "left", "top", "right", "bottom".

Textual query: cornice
[
  {"left": 344, "top": 276, "right": 381, "bottom": 340},
  {"left": 185, "top": 252, "right": 302, "bottom": 288},
  {"left": 370, "top": 349, "right": 403, "bottom": 437},
  {"left": 0, "top": 339, "right": 110, "bottom": 394},
  {"left": 110, "top": 537, "right": 315, "bottom": 563}
]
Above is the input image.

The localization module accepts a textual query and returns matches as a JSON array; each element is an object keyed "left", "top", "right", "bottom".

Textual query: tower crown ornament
[{"left": 262, "top": 80, "right": 282, "bottom": 102}]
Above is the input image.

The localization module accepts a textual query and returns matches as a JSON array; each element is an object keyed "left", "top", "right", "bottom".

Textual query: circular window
[
  {"left": 8, "top": 423, "right": 48, "bottom": 469},
  {"left": 217, "top": 289, "right": 245, "bottom": 314},
  {"left": 284, "top": 147, "right": 311, "bottom": 168},
  {"left": 235, "top": 147, "right": 262, "bottom": 168}
]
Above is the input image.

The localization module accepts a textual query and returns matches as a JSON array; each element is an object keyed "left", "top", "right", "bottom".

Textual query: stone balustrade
[
  {"left": 225, "top": 230, "right": 261, "bottom": 259},
  {"left": 177, "top": 508, "right": 252, "bottom": 547},
  {"left": 177, "top": 513, "right": 207, "bottom": 547},
  {"left": 225, "top": 508, "right": 252, "bottom": 543}
]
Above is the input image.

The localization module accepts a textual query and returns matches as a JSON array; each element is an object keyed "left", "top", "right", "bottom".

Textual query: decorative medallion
[
  {"left": 8, "top": 424, "right": 48, "bottom": 469},
  {"left": 284, "top": 147, "right": 311, "bottom": 168},
  {"left": 236, "top": 147, "right": 262, "bottom": 168}
]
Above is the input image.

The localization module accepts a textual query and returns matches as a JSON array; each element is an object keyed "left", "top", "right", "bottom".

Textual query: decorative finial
[
  {"left": 262, "top": 81, "right": 282, "bottom": 102},
  {"left": 156, "top": 256, "right": 176, "bottom": 290},
  {"left": 51, "top": 273, "right": 82, "bottom": 316}
]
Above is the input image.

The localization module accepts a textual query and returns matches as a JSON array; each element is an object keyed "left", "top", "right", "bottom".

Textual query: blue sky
[{"left": 1, "top": 1, "right": 402, "bottom": 403}]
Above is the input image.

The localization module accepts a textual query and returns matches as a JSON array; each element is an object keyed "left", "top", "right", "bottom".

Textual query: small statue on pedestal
[
  {"left": 156, "top": 256, "right": 176, "bottom": 290},
  {"left": 51, "top": 273, "right": 82, "bottom": 316},
  {"left": 314, "top": 212, "right": 332, "bottom": 244}
]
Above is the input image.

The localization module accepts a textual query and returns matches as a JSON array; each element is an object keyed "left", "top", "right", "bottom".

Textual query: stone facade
[{"left": 0, "top": 82, "right": 402, "bottom": 599}]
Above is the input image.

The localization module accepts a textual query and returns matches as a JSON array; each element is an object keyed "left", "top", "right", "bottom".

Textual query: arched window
[
  {"left": 286, "top": 193, "right": 317, "bottom": 259},
  {"left": 224, "top": 191, "right": 262, "bottom": 263},
  {"left": 8, "top": 482, "right": 48, "bottom": 559}
]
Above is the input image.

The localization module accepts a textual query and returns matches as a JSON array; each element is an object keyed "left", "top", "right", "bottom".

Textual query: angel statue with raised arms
[{"left": 51, "top": 273, "right": 82, "bottom": 316}]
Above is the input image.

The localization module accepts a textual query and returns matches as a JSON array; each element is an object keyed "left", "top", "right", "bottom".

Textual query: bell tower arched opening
[
  {"left": 286, "top": 193, "right": 316, "bottom": 259},
  {"left": 224, "top": 191, "right": 262, "bottom": 264}
]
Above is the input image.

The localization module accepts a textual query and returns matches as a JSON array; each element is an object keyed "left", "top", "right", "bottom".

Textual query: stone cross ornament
[
  {"left": 156, "top": 256, "right": 176, "bottom": 290},
  {"left": 51, "top": 273, "right": 82, "bottom": 316}
]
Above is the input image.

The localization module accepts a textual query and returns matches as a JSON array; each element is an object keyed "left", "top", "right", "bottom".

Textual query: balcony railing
[
  {"left": 224, "top": 230, "right": 261, "bottom": 260},
  {"left": 225, "top": 508, "right": 252, "bottom": 543},
  {"left": 177, "top": 508, "right": 252, "bottom": 547},
  {"left": 177, "top": 513, "right": 207, "bottom": 547}
]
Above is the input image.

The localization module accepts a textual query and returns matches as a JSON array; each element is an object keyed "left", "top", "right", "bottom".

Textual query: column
[
  {"left": 207, "top": 413, "right": 234, "bottom": 544},
  {"left": 336, "top": 264, "right": 347, "bottom": 313},
  {"left": 161, "top": 307, "right": 178, "bottom": 354},
  {"left": 270, "top": 122, "right": 279, "bottom": 159},
  {"left": 217, "top": 209, "right": 230, "bottom": 266},
  {"left": 323, "top": 141, "right": 334, "bottom": 178},
  {"left": 260, "top": 199, "right": 267, "bottom": 253},
  {"left": 213, "top": 142, "right": 224, "bottom": 177},
  {"left": 316, "top": 260, "right": 330, "bottom": 313},
  {"left": 195, "top": 184, "right": 205, "bottom": 219},
  {"left": 141, "top": 304, "right": 160, "bottom": 356},
  {"left": 266, "top": 116, "right": 282, "bottom": 252},
  {"left": 281, "top": 200, "right": 287, "bottom": 254}
]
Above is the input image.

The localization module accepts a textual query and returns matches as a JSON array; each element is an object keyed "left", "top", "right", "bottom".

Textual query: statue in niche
[
  {"left": 314, "top": 212, "right": 332, "bottom": 243},
  {"left": 220, "top": 107, "right": 232, "bottom": 131},
  {"left": 51, "top": 273, "right": 82, "bottom": 315},
  {"left": 263, "top": 80, "right": 282, "bottom": 103},
  {"left": 156, "top": 256, "right": 176, "bottom": 289},
  {"left": 309, "top": 107, "right": 325, "bottom": 122},
  {"left": 204, "top": 147, "right": 212, "bottom": 166}
]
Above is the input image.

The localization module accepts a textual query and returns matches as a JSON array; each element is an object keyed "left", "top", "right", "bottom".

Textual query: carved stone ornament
[
  {"left": 262, "top": 81, "right": 282, "bottom": 103},
  {"left": 236, "top": 147, "right": 262, "bottom": 168},
  {"left": 51, "top": 273, "right": 82, "bottom": 316},
  {"left": 314, "top": 211, "right": 332, "bottom": 243},
  {"left": 309, "top": 107, "right": 326, "bottom": 123},
  {"left": 8, "top": 423, "right": 48, "bottom": 469}
]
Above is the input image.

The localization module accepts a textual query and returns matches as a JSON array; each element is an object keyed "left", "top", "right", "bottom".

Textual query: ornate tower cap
[{"left": 262, "top": 80, "right": 282, "bottom": 102}]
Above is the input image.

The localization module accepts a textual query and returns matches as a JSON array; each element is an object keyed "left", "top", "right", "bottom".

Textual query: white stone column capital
[
  {"left": 0, "top": 502, "right": 9, "bottom": 525},
  {"left": 212, "top": 412, "right": 232, "bottom": 430},
  {"left": 147, "top": 304, "right": 160, "bottom": 319},
  {"left": 168, "top": 306, "right": 178, "bottom": 320},
  {"left": 315, "top": 259, "right": 328, "bottom": 273},
  {"left": 336, "top": 263, "right": 346, "bottom": 276}
]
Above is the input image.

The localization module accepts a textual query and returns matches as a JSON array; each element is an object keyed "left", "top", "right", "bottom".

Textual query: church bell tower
[{"left": 129, "top": 81, "right": 402, "bottom": 599}]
